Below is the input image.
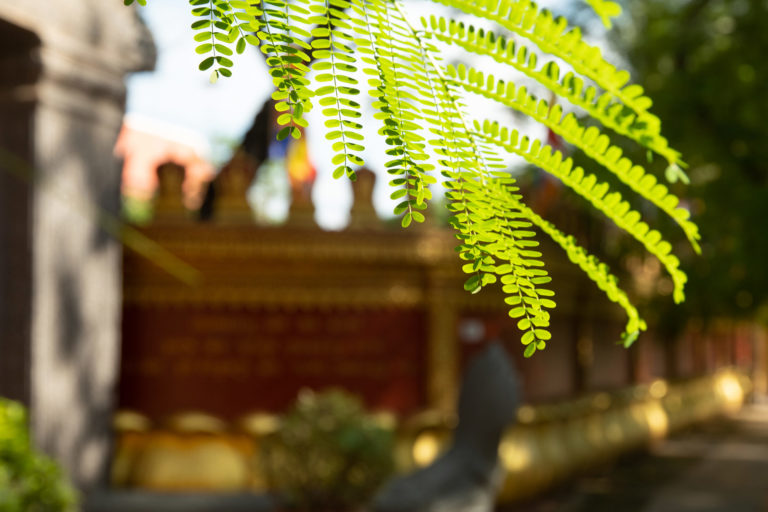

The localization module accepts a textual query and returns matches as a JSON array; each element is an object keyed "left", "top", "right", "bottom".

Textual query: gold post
[
  {"left": 753, "top": 324, "right": 768, "bottom": 399},
  {"left": 426, "top": 270, "right": 459, "bottom": 417}
]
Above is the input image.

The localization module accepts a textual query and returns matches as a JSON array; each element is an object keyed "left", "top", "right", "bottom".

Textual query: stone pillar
[
  {"left": 0, "top": 18, "right": 38, "bottom": 406},
  {"left": 153, "top": 163, "right": 190, "bottom": 223},
  {"left": 0, "top": 0, "right": 154, "bottom": 490},
  {"left": 348, "top": 168, "right": 381, "bottom": 230}
]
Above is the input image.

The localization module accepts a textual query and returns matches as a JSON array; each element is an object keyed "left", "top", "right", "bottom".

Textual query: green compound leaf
[
  {"left": 126, "top": 0, "right": 699, "bottom": 357},
  {"left": 585, "top": 0, "right": 622, "bottom": 29}
]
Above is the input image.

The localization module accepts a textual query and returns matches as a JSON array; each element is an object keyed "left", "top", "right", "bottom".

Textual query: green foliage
[
  {"left": 0, "top": 399, "right": 77, "bottom": 512},
  {"left": 585, "top": 0, "right": 621, "bottom": 29},
  {"left": 611, "top": 0, "right": 767, "bottom": 329},
  {"left": 125, "top": 0, "right": 699, "bottom": 355},
  {"left": 261, "top": 389, "right": 394, "bottom": 510}
]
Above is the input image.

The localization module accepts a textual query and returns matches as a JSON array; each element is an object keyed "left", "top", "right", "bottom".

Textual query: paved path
[{"left": 505, "top": 403, "right": 768, "bottom": 512}]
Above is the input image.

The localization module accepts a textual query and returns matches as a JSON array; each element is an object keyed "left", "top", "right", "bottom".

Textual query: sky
[{"left": 125, "top": 0, "right": 597, "bottom": 229}]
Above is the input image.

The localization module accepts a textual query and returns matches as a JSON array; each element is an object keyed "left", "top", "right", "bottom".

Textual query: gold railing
[{"left": 111, "top": 369, "right": 749, "bottom": 501}]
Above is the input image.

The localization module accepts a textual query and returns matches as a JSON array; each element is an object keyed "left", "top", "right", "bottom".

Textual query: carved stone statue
[{"left": 372, "top": 342, "right": 520, "bottom": 512}]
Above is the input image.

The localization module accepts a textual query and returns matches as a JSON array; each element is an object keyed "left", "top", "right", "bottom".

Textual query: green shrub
[
  {"left": 262, "top": 389, "right": 394, "bottom": 511},
  {"left": 0, "top": 399, "right": 77, "bottom": 512}
]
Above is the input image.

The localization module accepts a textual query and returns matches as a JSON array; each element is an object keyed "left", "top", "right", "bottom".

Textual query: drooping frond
[
  {"left": 445, "top": 64, "right": 701, "bottom": 254},
  {"left": 514, "top": 200, "right": 647, "bottom": 346},
  {"left": 421, "top": 16, "right": 683, "bottom": 171},
  {"left": 372, "top": 16, "right": 560, "bottom": 352},
  {"left": 584, "top": 0, "right": 622, "bottom": 29},
  {"left": 474, "top": 119, "right": 688, "bottom": 304},
  {"left": 311, "top": 0, "right": 365, "bottom": 180},
  {"left": 483, "top": 175, "right": 557, "bottom": 358},
  {"left": 261, "top": 0, "right": 317, "bottom": 139},
  {"left": 188, "top": 0, "right": 243, "bottom": 81},
  {"left": 429, "top": 0, "right": 670, "bottom": 155},
  {"left": 125, "top": 0, "right": 700, "bottom": 356},
  {"left": 358, "top": 0, "right": 438, "bottom": 225},
  {"left": 185, "top": 0, "right": 317, "bottom": 139}
]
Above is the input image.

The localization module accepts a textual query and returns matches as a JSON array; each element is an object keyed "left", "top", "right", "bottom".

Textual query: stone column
[
  {"left": 0, "top": 18, "right": 38, "bottom": 406},
  {"left": 0, "top": 0, "right": 154, "bottom": 490}
]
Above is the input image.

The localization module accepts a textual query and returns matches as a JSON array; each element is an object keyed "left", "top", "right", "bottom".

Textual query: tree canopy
[{"left": 610, "top": 0, "right": 766, "bottom": 332}]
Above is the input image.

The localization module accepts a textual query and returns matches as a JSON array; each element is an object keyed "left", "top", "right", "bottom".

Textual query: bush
[
  {"left": 262, "top": 389, "right": 394, "bottom": 511},
  {"left": 0, "top": 399, "right": 77, "bottom": 512}
]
